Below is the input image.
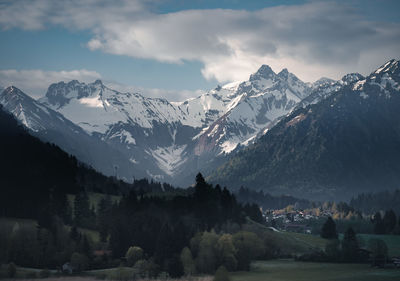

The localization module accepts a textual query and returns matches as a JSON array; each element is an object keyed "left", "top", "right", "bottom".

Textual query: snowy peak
[
  {"left": 2, "top": 86, "right": 24, "bottom": 98},
  {"left": 353, "top": 59, "right": 400, "bottom": 93},
  {"left": 278, "top": 68, "right": 289, "bottom": 77},
  {"left": 341, "top": 73, "right": 364, "bottom": 84},
  {"left": 1, "top": 86, "right": 71, "bottom": 132},
  {"left": 373, "top": 59, "right": 399, "bottom": 76},
  {"left": 249, "top": 64, "right": 276, "bottom": 81},
  {"left": 40, "top": 80, "right": 188, "bottom": 134},
  {"left": 43, "top": 79, "right": 106, "bottom": 108},
  {"left": 312, "top": 77, "right": 336, "bottom": 88},
  {"left": 193, "top": 65, "right": 313, "bottom": 156}
]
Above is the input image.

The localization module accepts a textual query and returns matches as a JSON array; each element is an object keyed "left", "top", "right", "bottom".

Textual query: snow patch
[
  {"left": 148, "top": 145, "right": 187, "bottom": 176},
  {"left": 111, "top": 130, "right": 136, "bottom": 145},
  {"left": 129, "top": 158, "right": 139, "bottom": 164},
  {"left": 79, "top": 96, "right": 104, "bottom": 108}
]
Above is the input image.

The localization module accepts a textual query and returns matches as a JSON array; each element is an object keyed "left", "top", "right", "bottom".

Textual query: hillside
[
  {"left": 209, "top": 60, "right": 400, "bottom": 201},
  {"left": 0, "top": 105, "right": 137, "bottom": 220}
]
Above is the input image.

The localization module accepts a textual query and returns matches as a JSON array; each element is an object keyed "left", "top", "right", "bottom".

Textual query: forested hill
[{"left": 0, "top": 105, "right": 160, "bottom": 220}]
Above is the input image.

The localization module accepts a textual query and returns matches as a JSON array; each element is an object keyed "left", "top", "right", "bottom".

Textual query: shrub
[
  {"left": 125, "top": 246, "right": 144, "bottom": 266},
  {"left": 214, "top": 266, "right": 230, "bottom": 281},
  {"left": 70, "top": 252, "right": 89, "bottom": 272}
]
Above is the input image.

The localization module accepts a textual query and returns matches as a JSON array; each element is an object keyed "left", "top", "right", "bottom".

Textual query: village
[{"left": 263, "top": 207, "right": 335, "bottom": 234}]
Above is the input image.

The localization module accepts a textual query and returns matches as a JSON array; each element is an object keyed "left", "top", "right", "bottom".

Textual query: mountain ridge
[
  {"left": 2, "top": 64, "right": 317, "bottom": 185},
  {"left": 208, "top": 59, "right": 400, "bottom": 201}
]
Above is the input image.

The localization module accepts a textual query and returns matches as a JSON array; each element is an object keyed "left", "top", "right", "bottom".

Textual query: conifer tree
[
  {"left": 373, "top": 212, "right": 385, "bottom": 234},
  {"left": 383, "top": 210, "right": 396, "bottom": 234},
  {"left": 341, "top": 227, "right": 359, "bottom": 262},
  {"left": 321, "top": 217, "right": 338, "bottom": 239}
]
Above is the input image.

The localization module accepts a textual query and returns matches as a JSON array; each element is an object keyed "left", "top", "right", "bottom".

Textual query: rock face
[{"left": 208, "top": 60, "right": 400, "bottom": 201}]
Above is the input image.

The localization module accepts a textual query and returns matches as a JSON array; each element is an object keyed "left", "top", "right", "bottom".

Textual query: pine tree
[
  {"left": 180, "top": 247, "right": 196, "bottom": 276},
  {"left": 97, "top": 196, "right": 112, "bottom": 242},
  {"left": 383, "top": 210, "right": 396, "bottom": 234},
  {"left": 341, "top": 227, "right": 359, "bottom": 262},
  {"left": 373, "top": 212, "right": 385, "bottom": 234},
  {"left": 321, "top": 217, "right": 338, "bottom": 239},
  {"left": 74, "top": 192, "right": 90, "bottom": 227}
]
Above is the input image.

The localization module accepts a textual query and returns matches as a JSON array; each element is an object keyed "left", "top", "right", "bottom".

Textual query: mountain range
[
  {"left": 1, "top": 59, "right": 399, "bottom": 200},
  {"left": 0, "top": 64, "right": 319, "bottom": 185},
  {"left": 209, "top": 59, "right": 400, "bottom": 200}
]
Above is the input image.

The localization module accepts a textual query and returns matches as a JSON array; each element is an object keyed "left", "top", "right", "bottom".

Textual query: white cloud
[
  {"left": 1, "top": 1, "right": 400, "bottom": 83},
  {"left": 104, "top": 82, "right": 205, "bottom": 102},
  {"left": 0, "top": 69, "right": 202, "bottom": 102},
  {"left": 0, "top": 69, "right": 101, "bottom": 98}
]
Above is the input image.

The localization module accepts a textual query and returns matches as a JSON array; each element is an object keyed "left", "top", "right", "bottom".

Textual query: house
[
  {"left": 62, "top": 262, "right": 73, "bottom": 274},
  {"left": 392, "top": 257, "right": 400, "bottom": 268}
]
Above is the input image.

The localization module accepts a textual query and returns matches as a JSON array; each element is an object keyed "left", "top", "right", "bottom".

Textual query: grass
[
  {"left": 357, "top": 234, "right": 400, "bottom": 257},
  {"left": 88, "top": 266, "right": 213, "bottom": 281},
  {"left": 280, "top": 231, "right": 329, "bottom": 250},
  {"left": 230, "top": 259, "right": 400, "bottom": 281},
  {"left": 277, "top": 230, "right": 400, "bottom": 257},
  {"left": 245, "top": 219, "right": 329, "bottom": 255}
]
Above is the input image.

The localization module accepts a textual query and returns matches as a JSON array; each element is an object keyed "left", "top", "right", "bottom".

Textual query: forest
[{"left": 1, "top": 106, "right": 400, "bottom": 280}]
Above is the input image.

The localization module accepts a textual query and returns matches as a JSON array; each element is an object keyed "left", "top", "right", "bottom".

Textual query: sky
[{"left": 0, "top": 0, "right": 399, "bottom": 101}]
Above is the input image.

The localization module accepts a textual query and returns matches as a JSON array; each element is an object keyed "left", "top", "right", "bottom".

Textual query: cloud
[
  {"left": 0, "top": 69, "right": 202, "bottom": 102},
  {"left": 102, "top": 82, "right": 205, "bottom": 102},
  {"left": 1, "top": 1, "right": 400, "bottom": 83},
  {"left": 0, "top": 69, "right": 102, "bottom": 98}
]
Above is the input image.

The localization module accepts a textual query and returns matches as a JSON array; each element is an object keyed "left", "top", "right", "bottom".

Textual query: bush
[
  {"left": 214, "top": 266, "right": 230, "bottom": 281},
  {"left": 70, "top": 252, "right": 89, "bottom": 272},
  {"left": 125, "top": 246, "right": 144, "bottom": 266},
  {"left": 7, "top": 263, "right": 16, "bottom": 278}
]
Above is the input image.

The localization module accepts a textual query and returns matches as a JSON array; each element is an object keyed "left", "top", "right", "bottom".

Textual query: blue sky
[{"left": 0, "top": 0, "right": 399, "bottom": 100}]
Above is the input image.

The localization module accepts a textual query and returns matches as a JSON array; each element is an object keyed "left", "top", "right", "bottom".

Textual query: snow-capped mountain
[
  {"left": 208, "top": 59, "right": 400, "bottom": 201},
  {"left": 1, "top": 63, "right": 351, "bottom": 186},
  {"left": 193, "top": 65, "right": 312, "bottom": 156},
  {"left": 34, "top": 65, "right": 316, "bottom": 184},
  {"left": 297, "top": 73, "right": 365, "bottom": 108},
  {"left": 0, "top": 86, "right": 143, "bottom": 180}
]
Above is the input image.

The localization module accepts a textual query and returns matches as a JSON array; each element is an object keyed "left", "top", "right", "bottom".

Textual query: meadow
[{"left": 231, "top": 259, "right": 400, "bottom": 281}]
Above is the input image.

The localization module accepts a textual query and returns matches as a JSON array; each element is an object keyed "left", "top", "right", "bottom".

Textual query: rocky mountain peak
[
  {"left": 374, "top": 59, "right": 399, "bottom": 75},
  {"left": 1, "top": 86, "right": 25, "bottom": 99},
  {"left": 341, "top": 73, "right": 364, "bottom": 85},
  {"left": 249, "top": 64, "right": 276, "bottom": 81},
  {"left": 277, "top": 68, "right": 289, "bottom": 78}
]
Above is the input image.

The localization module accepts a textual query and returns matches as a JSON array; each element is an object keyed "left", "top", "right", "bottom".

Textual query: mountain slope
[
  {"left": 208, "top": 59, "right": 400, "bottom": 201},
  {"left": 193, "top": 66, "right": 312, "bottom": 156},
  {"left": 32, "top": 66, "right": 313, "bottom": 185},
  {"left": 0, "top": 86, "right": 144, "bottom": 180}
]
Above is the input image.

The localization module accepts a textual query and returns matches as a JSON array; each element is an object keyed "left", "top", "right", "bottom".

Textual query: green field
[
  {"left": 281, "top": 231, "right": 329, "bottom": 250},
  {"left": 231, "top": 260, "right": 400, "bottom": 281},
  {"left": 357, "top": 234, "right": 400, "bottom": 257}
]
